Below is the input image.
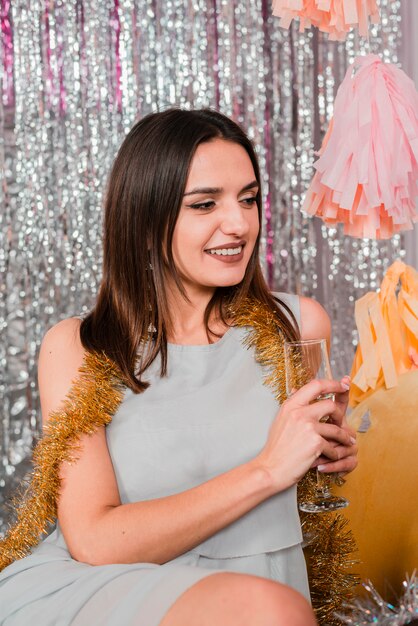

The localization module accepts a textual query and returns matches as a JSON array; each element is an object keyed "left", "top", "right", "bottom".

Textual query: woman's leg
[{"left": 159, "top": 572, "right": 317, "bottom": 626}]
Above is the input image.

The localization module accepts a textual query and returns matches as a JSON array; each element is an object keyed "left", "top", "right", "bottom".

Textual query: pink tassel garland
[
  {"left": 272, "top": 0, "right": 380, "bottom": 41},
  {"left": 302, "top": 54, "right": 418, "bottom": 240}
]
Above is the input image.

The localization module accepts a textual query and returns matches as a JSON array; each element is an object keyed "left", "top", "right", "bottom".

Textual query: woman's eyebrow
[
  {"left": 183, "top": 180, "right": 259, "bottom": 197},
  {"left": 183, "top": 187, "right": 222, "bottom": 197}
]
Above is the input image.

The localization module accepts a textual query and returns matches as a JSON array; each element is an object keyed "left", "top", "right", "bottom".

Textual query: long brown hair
[{"left": 80, "top": 108, "right": 299, "bottom": 393}]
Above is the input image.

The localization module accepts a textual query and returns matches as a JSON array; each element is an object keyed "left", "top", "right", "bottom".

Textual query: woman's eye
[
  {"left": 189, "top": 201, "right": 215, "bottom": 210},
  {"left": 188, "top": 196, "right": 257, "bottom": 210},
  {"left": 241, "top": 196, "right": 257, "bottom": 206}
]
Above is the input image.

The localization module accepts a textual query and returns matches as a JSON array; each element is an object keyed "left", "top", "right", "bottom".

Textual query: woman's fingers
[
  {"left": 313, "top": 439, "right": 357, "bottom": 464},
  {"left": 296, "top": 397, "right": 346, "bottom": 427},
  {"left": 306, "top": 394, "right": 352, "bottom": 429},
  {"left": 315, "top": 433, "right": 358, "bottom": 469},
  {"left": 288, "top": 394, "right": 356, "bottom": 445},
  {"left": 312, "top": 422, "right": 357, "bottom": 462},
  {"left": 325, "top": 403, "right": 345, "bottom": 426},
  {"left": 320, "top": 440, "right": 356, "bottom": 462},
  {"left": 342, "top": 424, "right": 356, "bottom": 440},
  {"left": 318, "top": 423, "right": 355, "bottom": 446},
  {"left": 284, "top": 376, "right": 352, "bottom": 427},
  {"left": 289, "top": 378, "right": 351, "bottom": 407},
  {"left": 334, "top": 375, "right": 350, "bottom": 410},
  {"left": 317, "top": 453, "right": 358, "bottom": 474}
]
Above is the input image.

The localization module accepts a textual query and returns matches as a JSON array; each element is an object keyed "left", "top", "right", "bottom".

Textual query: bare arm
[{"left": 39, "top": 316, "right": 352, "bottom": 567}]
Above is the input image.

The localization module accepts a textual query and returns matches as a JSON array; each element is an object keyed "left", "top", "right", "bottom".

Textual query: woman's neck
[{"left": 165, "top": 284, "right": 228, "bottom": 345}]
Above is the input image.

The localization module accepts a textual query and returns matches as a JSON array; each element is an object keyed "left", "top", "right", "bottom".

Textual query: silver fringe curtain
[{"left": 0, "top": 0, "right": 404, "bottom": 533}]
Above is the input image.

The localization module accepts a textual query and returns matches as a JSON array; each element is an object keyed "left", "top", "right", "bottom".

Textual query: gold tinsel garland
[
  {"left": 0, "top": 298, "right": 358, "bottom": 625},
  {"left": 0, "top": 351, "right": 126, "bottom": 571}
]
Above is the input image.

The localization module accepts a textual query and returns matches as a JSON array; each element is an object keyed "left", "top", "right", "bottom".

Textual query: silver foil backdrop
[{"left": 0, "top": 0, "right": 406, "bottom": 533}]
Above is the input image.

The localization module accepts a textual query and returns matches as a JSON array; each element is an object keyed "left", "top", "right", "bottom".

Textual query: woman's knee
[
  {"left": 235, "top": 575, "right": 316, "bottom": 626},
  {"left": 159, "top": 572, "right": 317, "bottom": 626},
  {"left": 259, "top": 579, "right": 317, "bottom": 626}
]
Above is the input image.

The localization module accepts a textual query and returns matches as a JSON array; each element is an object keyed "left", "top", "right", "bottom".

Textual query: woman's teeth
[{"left": 207, "top": 246, "right": 242, "bottom": 256}]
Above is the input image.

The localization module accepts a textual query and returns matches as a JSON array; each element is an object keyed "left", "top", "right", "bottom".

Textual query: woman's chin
[{"left": 209, "top": 273, "right": 246, "bottom": 288}]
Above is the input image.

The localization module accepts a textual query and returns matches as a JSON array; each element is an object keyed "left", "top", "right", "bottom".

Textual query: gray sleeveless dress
[{"left": 0, "top": 293, "right": 309, "bottom": 625}]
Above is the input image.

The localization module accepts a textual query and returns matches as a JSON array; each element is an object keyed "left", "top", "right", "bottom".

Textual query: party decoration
[
  {"left": 272, "top": 0, "right": 380, "bottom": 41},
  {"left": 349, "top": 260, "right": 418, "bottom": 406},
  {"left": 303, "top": 54, "right": 418, "bottom": 239},
  {"left": 0, "top": 351, "right": 126, "bottom": 571},
  {"left": 336, "top": 573, "right": 418, "bottom": 625}
]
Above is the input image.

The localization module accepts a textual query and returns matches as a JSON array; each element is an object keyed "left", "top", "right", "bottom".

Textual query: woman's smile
[{"left": 204, "top": 241, "right": 245, "bottom": 262}]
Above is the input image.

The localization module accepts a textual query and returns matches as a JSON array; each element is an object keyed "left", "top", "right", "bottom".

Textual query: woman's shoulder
[
  {"left": 38, "top": 317, "right": 87, "bottom": 426},
  {"left": 271, "top": 292, "right": 331, "bottom": 342},
  {"left": 299, "top": 295, "right": 331, "bottom": 342},
  {"left": 40, "top": 317, "right": 85, "bottom": 358}
]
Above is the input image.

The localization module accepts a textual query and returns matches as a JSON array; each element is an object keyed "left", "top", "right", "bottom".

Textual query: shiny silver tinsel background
[
  {"left": 337, "top": 574, "right": 418, "bottom": 625},
  {"left": 0, "top": 0, "right": 406, "bottom": 532}
]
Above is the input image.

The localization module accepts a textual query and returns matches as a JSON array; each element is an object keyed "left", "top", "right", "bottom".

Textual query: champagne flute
[{"left": 284, "top": 338, "right": 349, "bottom": 513}]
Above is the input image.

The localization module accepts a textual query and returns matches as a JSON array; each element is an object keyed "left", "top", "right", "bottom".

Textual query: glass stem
[{"left": 315, "top": 469, "right": 332, "bottom": 498}]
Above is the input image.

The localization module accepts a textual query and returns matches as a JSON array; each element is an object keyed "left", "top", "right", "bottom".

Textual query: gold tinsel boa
[
  {"left": 0, "top": 351, "right": 126, "bottom": 571},
  {"left": 0, "top": 298, "right": 358, "bottom": 624}
]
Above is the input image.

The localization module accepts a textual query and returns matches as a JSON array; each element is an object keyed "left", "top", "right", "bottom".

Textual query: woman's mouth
[{"left": 204, "top": 244, "right": 245, "bottom": 263}]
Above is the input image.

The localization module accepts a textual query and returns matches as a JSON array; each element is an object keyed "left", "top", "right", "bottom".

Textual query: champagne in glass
[{"left": 284, "top": 339, "right": 349, "bottom": 513}]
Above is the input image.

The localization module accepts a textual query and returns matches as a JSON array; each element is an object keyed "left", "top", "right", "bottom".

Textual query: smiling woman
[{"left": 0, "top": 109, "right": 357, "bottom": 626}]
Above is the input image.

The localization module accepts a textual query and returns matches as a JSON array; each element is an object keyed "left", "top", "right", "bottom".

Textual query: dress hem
[{"left": 134, "top": 565, "right": 225, "bottom": 626}]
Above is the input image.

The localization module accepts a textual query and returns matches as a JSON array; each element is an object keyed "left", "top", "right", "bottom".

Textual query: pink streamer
[
  {"left": 303, "top": 54, "right": 418, "bottom": 239},
  {"left": 43, "top": 1, "right": 54, "bottom": 112},
  {"left": 1, "top": 0, "right": 14, "bottom": 107},
  {"left": 57, "top": 8, "right": 67, "bottom": 115},
  {"left": 43, "top": 0, "right": 67, "bottom": 116}
]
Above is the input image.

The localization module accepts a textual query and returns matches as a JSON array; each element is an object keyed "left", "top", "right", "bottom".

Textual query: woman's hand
[
  {"left": 293, "top": 297, "right": 358, "bottom": 481},
  {"left": 253, "top": 378, "right": 357, "bottom": 493},
  {"left": 312, "top": 375, "right": 358, "bottom": 477}
]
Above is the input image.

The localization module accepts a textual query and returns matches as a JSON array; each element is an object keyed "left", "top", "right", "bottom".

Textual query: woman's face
[{"left": 170, "top": 138, "right": 260, "bottom": 298}]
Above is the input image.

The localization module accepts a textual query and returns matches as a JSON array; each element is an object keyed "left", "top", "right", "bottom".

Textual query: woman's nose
[{"left": 220, "top": 203, "right": 250, "bottom": 236}]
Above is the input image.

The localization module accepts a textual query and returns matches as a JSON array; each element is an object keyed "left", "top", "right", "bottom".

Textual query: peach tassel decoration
[
  {"left": 302, "top": 54, "right": 418, "bottom": 239},
  {"left": 272, "top": 0, "right": 380, "bottom": 41}
]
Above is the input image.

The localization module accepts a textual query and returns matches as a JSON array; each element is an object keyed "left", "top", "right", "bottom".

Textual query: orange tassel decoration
[
  {"left": 349, "top": 260, "right": 418, "bottom": 406},
  {"left": 272, "top": 0, "right": 380, "bottom": 41}
]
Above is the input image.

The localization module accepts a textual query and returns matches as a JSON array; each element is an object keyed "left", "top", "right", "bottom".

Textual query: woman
[{"left": 0, "top": 108, "right": 357, "bottom": 626}]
